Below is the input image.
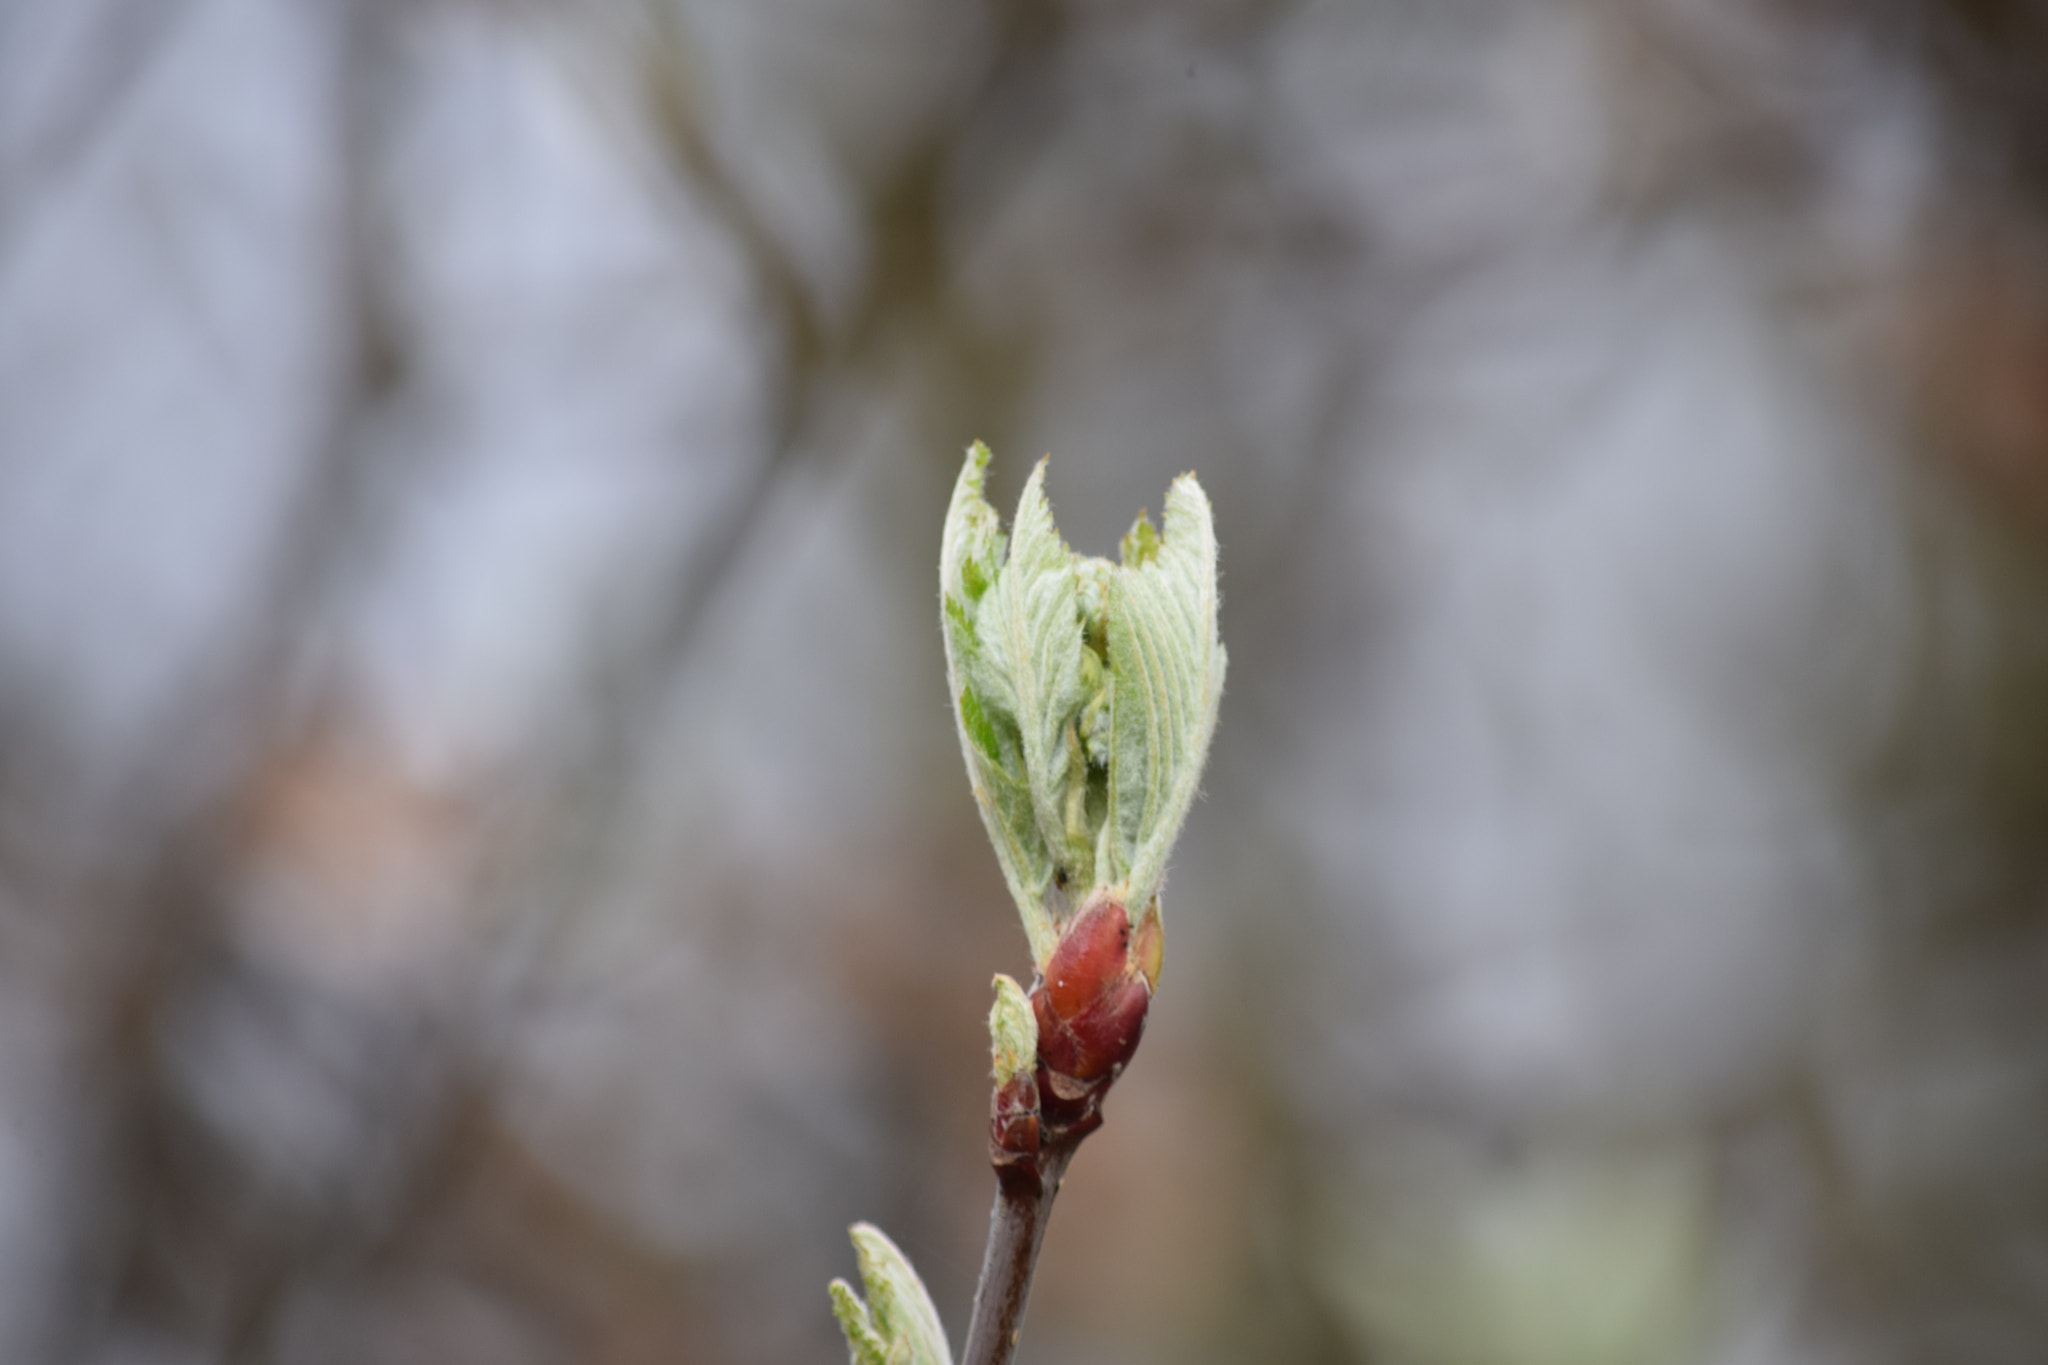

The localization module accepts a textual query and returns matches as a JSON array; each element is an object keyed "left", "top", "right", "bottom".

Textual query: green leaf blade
[
  {"left": 847, "top": 1224, "right": 953, "bottom": 1365},
  {"left": 1105, "top": 472, "right": 1225, "bottom": 908},
  {"left": 830, "top": 1279, "right": 890, "bottom": 1365},
  {"left": 980, "top": 460, "right": 1090, "bottom": 867},
  {"left": 940, "top": 445, "right": 1059, "bottom": 963}
]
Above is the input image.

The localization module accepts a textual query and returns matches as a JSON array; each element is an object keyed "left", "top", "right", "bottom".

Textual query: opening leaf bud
[
  {"left": 940, "top": 444, "right": 1225, "bottom": 967},
  {"left": 988, "top": 974, "right": 1042, "bottom": 1174},
  {"left": 828, "top": 1223, "right": 953, "bottom": 1365}
]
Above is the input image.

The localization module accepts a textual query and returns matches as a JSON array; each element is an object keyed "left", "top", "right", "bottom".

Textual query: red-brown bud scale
[
  {"left": 1029, "top": 896, "right": 1153, "bottom": 1093},
  {"left": 989, "top": 1071, "right": 1041, "bottom": 1175}
]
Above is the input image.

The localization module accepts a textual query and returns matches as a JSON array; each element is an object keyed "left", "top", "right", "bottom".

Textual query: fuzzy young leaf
[
  {"left": 1097, "top": 474, "right": 1226, "bottom": 910},
  {"left": 970, "top": 461, "right": 1092, "bottom": 888},
  {"left": 941, "top": 444, "right": 1223, "bottom": 968},
  {"left": 829, "top": 1223, "right": 952, "bottom": 1365},
  {"left": 941, "top": 445, "right": 1060, "bottom": 963},
  {"left": 988, "top": 973, "right": 1038, "bottom": 1085},
  {"left": 830, "top": 1280, "right": 891, "bottom": 1365}
]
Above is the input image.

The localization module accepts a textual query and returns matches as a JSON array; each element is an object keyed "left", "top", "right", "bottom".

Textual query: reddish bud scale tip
[
  {"left": 1040, "top": 897, "right": 1132, "bottom": 1020},
  {"left": 1030, "top": 897, "right": 1153, "bottom": 1086}
]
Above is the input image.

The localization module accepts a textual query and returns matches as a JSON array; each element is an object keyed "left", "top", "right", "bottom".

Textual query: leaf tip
[{"left": 1120, "top": 508, "right": 1160, "bottom": 567}]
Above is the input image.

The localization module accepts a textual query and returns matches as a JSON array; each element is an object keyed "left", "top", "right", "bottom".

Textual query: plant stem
[{"left": 960, "top": 1143, "right": 1077, "bottom": 1365}]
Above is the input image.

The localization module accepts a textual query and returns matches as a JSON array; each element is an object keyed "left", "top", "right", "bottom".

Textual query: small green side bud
[
  {"left": 829, "top": 1223, "right": 953, "bottom": 1365},
  {"left": 988, "top": 973, "right": 1043, "bottom": 1180},
  {"left": 988, "top": 973, "right": 1038, "bottom": 1085}
]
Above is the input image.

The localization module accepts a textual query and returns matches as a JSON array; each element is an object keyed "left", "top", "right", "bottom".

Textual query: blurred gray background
[{"left": 7, "top": 1, "right": 2048, "bottom": 1362}]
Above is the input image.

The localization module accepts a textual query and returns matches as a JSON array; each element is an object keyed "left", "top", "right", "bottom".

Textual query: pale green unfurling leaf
[
  {"left": 971, "top": 460, "right": 1092, "bottom": 894},
  {"left": 1099, "top": 474, "right": 1226, "bottom": 910},
  {"left": 829, "top": 1223, "right": 953, "bottom": 1365},
  {"left": 941, "top": 444, "right": 1059, "bottom": 963},
  {"left": 830, "top": 1281, "right": 891, "bottom": 1365},
  {"left": 939, "top": 443, "right": 1223, "bottom": 969}
]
